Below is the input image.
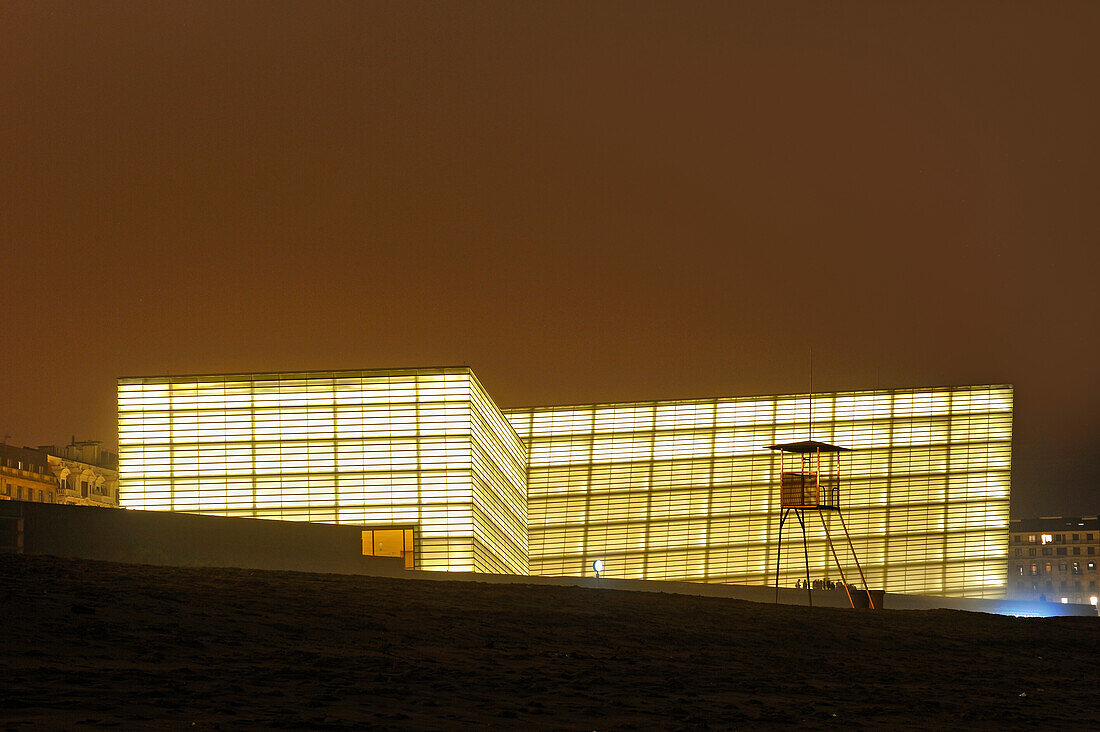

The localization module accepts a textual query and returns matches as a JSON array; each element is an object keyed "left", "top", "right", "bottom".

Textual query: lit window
[
  {"left": 1091, "top": 596, "right": 1098, "bottom": 606},
  {"left": 1028, "top": 535, "right": 1037, "bottom": 544},
  {"left": 1060, "top": 597, "right": 1068, "bottom": 604},
  {"left": 1041, "top": 534, "right": 1053, "bottom": 544}
]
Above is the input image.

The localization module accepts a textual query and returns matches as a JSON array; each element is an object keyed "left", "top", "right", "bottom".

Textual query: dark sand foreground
[{"left": 2, "top": 555, "right": 1098, "bottom": 729}]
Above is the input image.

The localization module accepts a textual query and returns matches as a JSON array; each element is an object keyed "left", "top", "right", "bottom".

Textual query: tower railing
[{"left": 779, "top": 471, "right": 840, "bottom": 508}]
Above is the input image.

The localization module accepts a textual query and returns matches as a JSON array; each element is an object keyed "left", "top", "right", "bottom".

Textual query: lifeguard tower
[{"left": 767, "top": 439, "right": 876, "bottom": 609}]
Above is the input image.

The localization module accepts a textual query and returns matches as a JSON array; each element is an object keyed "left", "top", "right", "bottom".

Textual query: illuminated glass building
[
  {"left": 117, "top": 368, "right": 527, "bottom": 574},
  {"left": 118, "top": 369, "right": 1011, "bottom": 598},
  {"left": 505, "top": 385, "right": 1012, "bottom": 598}
]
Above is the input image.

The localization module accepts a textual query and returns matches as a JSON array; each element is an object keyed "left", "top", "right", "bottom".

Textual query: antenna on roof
[{"left": 808, "top": 346, "right": 813, "bottom": 440}]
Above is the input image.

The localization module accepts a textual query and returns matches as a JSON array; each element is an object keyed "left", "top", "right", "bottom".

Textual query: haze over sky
[{"left": 1, "top": 2, "right": 1097, "bottom": 517}]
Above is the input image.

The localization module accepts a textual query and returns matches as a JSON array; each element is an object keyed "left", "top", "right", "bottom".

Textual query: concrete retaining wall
[
  {"left": 0, "top": 500, "right": 403, "bottom": 576},
  {"left": 3, "top": 500, "right": 1092, "bottom": 617}
]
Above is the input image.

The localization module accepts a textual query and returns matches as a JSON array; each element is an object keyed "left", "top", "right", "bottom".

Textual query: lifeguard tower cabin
[{"left": 768, "top": 439, "right": 876, "bottom": 609}]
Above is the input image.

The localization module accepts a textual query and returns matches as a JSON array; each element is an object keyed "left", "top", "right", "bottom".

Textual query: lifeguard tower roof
[{"left": 766, "top": 439, "right": 851, "bottom": 453}]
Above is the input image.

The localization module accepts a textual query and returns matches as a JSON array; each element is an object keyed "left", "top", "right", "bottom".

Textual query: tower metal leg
[
  {"left": 774, "top": 508, "right": 789, "bottom": 604},
  {"left": 835, "top": 508, "right": 877, "bottom": 609},
  {"left": 795, "top": 509, "right": 811, "bottom": 607},
  {"left": 817, "top": 508, "right": 857, "bottom": 608}
]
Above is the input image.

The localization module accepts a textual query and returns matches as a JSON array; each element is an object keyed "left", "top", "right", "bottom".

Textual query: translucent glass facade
[
  {"left": 505, "top": 385, "right": 1012, "bottom": 598},
  {"left": 118, "top": 368, "right": 528, "bottom": 574},
  {"left": 118, "top": 370, "right": 1011, "bottom": 598}
]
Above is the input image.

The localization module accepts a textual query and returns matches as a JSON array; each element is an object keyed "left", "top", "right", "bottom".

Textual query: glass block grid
[
  {"left": 117, "top": 368, "right": 528, "bottom": 574},
  {"left": 505, "top": 385, "right": 1011, "bottom": 598}
]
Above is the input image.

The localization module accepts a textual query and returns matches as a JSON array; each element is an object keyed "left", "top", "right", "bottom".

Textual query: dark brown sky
[{"left": 1, "top": 2, "right": 1097, "bottom": 516}]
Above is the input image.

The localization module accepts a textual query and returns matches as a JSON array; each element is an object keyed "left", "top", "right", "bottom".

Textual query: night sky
[{"left": 1, "top": 2, "right": 1096, "bottom": 517}]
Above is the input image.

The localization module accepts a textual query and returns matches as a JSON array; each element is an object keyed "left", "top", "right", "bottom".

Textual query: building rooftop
[
  {"left": 0, "top": 444, "right": 51, "bottom": 474},
  {"left": 37, "top": 442, "right": 119, "bottom": 472},
  {"left": 1010, "top": 516, "right": 1099, "bottom": 532}
]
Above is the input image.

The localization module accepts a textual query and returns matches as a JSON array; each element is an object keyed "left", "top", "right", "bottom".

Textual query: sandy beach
[{"left": 2, "top": 553, "right": 1098, "bottom": 729}]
